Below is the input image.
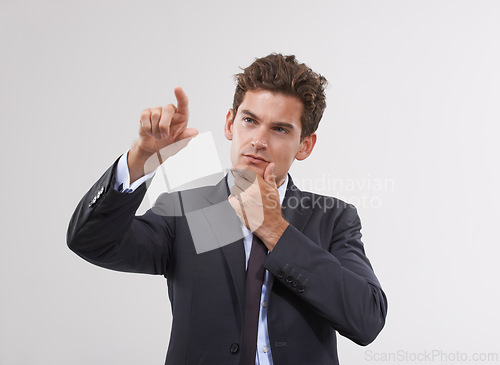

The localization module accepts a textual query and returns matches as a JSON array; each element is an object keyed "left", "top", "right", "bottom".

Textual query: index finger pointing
[{"left": 174, "top": 86, "right": 189, "bottom": 116}]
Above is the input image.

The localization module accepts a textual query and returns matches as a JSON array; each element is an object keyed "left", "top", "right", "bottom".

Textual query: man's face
[{"left": 224, "top": 89, "right": 316, "bottom": 187}]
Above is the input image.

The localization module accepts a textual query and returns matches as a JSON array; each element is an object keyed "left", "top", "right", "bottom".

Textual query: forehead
[{"left": 238, "top": 90, "right": 303, "bottom": 127}]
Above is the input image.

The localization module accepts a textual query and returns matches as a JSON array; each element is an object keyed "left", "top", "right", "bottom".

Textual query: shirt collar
[{"left": 277, "top": 174, "right": 288, "bottom": 206}]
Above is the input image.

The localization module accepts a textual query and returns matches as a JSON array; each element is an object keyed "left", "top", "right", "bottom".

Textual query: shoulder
[
  {"left": 286, "top": 177, "right": 353, "bottom": 211},
  {"left": 285, "top": 177, "right": 361, "bottom": 226},
  {"left": 151, "top": 177, "right": 228, "bottom": 217}
]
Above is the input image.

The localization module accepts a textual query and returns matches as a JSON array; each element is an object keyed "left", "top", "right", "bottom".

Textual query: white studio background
[{"left": 1, "top": 0, "right": 499, "bottom": 364}]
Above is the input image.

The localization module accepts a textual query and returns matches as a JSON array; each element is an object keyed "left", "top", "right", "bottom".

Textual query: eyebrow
[{"left": 240, "top": 109, "right": 296, "bottom": 130}]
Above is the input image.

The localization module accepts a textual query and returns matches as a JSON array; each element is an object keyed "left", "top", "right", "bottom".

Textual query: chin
[
  {"left": 239, "top": 162, "right": 266, "bottom": 177},
  {"left": 248, "top": 163, "right": 266, "bottom": 174}
]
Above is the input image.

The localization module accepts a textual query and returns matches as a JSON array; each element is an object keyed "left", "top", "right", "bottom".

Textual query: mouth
[{"left": 243, "top": 154, "right": 269, "bottom": 164}]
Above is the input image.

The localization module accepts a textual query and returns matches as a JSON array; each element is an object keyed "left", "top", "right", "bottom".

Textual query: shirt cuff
[{"left": 114, "top": 150, "right": 156, "bottom": 193}]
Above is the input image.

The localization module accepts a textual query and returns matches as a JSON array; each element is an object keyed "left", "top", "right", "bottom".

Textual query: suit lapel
[
  {"left": 281, "top": 175, "right": 313, "bottom": 233},
  {"left": 204, "top": 177, "right": 246, "bottom": 327}
]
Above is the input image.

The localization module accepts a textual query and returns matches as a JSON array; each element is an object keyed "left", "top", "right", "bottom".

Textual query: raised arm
[{"left": 67, "top": 88, "right": 196, "bottom": 274}]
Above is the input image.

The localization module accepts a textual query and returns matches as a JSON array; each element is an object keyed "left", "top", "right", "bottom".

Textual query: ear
[
  {"left": 224, "top": 108, "right": 234, "bottom": 141},
  {"left": 295, "top": 133, "right": 317, "bottom": 161}
]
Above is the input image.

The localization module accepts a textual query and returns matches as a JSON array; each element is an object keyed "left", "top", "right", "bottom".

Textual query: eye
[
  {"left": 243, "top": 117, "right": 256, "bottom": 124},
  {"left": 273, "top": 126, "right": 289, "bottom": 134}
]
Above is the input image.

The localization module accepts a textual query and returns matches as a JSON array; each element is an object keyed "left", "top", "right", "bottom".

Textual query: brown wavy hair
[{"left": 232, "top": 53, "right": 328, "bottom": 140}]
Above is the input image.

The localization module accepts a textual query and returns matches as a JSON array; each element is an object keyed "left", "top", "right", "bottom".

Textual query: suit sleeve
[
  {"left": 66, "top": 159, "right": 175, "bottom": 275},
  {"left": 263, "top": 203, "right": 387, "bottom": 346}
]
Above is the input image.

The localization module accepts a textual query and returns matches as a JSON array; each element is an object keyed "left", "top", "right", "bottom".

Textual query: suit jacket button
[
  {"left": 292, "top": 280, "right": 299, "bottom": 288},
  {"left": 285, "top": 276, "right": 293, "bottom": 284},
  {"left": 230, "top": 343, "right": 239, "bottom": 353},
  {"left": 298, "top": 285, "right": 305, "bottom": 293},
  {"left": 277, "top": 270, "right": 285, "bottom": 278}
]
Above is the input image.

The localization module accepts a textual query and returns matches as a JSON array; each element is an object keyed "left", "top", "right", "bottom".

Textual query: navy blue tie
[{"left": 240, "top": 235, "right": 268, "bottom": 365}]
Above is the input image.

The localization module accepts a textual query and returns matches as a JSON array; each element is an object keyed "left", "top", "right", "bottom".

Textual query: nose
[
  {"left": 251, "top": 128, "right": 268, "bottom": 149},
  {"left": 251, "top": 140, "right": 268, "bottom": 149}
]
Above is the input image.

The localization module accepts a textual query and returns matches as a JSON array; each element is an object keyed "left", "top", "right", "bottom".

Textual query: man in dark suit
[{"left": 67, "top": 53, "right": 387, "bottom": 364}]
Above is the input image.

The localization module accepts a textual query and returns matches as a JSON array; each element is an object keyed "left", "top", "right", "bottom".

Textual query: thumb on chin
[{"left": 264, "top": 162, "right": 276, "bottom": 186}]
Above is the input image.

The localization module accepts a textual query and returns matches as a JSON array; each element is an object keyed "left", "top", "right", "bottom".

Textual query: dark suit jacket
[{"left": 67, "top": 159, "right": 387, "bottom": 365}]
